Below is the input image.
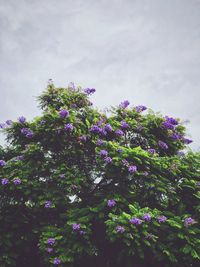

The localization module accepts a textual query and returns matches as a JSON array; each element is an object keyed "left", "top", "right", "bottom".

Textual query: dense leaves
[{"left": 0, "top": 83, "right": 199, "bottom": 267}]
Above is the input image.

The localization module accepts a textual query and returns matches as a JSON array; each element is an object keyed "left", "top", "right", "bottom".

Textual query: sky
[{"left": 0, "top": 0, "right": 200, "bottom": 150}]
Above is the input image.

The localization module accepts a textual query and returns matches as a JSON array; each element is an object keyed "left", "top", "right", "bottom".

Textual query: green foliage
[{"left": 0, "top": 83, "right": 199, "bottom": 267}]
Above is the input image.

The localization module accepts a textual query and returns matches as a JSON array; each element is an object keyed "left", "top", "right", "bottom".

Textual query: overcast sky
[{"left": 0, "top": 0, "right": 200, "bottom": 150}]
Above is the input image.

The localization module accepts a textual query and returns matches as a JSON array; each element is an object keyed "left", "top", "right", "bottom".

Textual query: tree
[{"left": 0, "top": 82, "right": 199, "bottom": 267}]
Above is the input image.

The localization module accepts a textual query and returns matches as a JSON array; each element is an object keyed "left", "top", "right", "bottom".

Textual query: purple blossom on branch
[
  {"left": 90, "top": 125, "right": 101, "bottom": 134},
  {"left": 115, "top": 129, "right": 124, "bottom": 136},
  {"left": 158, "top": 140, "right": 168, "bottom": 150},
  {"left": 53, "top": 258, "right": 61, "bottom": 265},
  {"left": 147, "top": 148, "right": 156, "bottom": 154},
  {"left": 130, "top": 217, "right": 142, "bottom": 225},
  {"left": 1, "top": 178, "right": 9, "bottom": 185},
  {"left": 99, "top": 150, "right": 108, "bottom": 157},
  {"left": 184, "top": 217, "right": 196, "bottom": 227},
  {"left": 135, "top": 105, "right": 147, "bottom": 113},
  {"left": 104, "top": 124, "right": 113, "bottom": 132},
  {"left": 128, "top": 165, "right": 137, "bottom": 173},
  {"left": 120, "top": 121, "right": 130, "bottom": 129},
  {"left": 84, "top": 88, "right": 96, "bottom": 95},
  {"left": 6, "top": 120, "right": 13, "bottom": 126},
  {"left": 157, "top": 215, "right": 167, "bottom": 223},
  {"left": 0, "top": 160, "right": 6, "bottom": 166},
  {"left": 47, "top": 238, "right": 55, "bottom": 246},
  {"left": 72, "top": 223, "right": 81, "bottom": 231},
  {"left": 13, "top": 178, "right": 21, "bottom": 185},
  {"left": 182, "top": 138, "right": 193, "bottom": 144},
  {"left": 162, "top": 121, "right": 175, "bottom": 130},
  {"left": 96, "top": 139, "right": 104, "bottom": 146},
  {"left": 165, "top": 116, "right": 178, "bottom": 125},
  {"left": 107, "top": 199, "right": 116, "bottom": 208},
  {"left": 104, "top": 157, "right": 112, "bottom": 164},
  {"left": 18, "top": 116, "right": 26, "bottom": 124},
  {"left": 21, "top": 128, "right": 34, "bottom": 138},
  {"left": 44, "top": 201, "right": 52, "bottom": 208},
  {"left": 116, "top": 225, "right": 125, "bottom": 233},
  {"left": 59, "top": 109, "right": 69, "bottom": 118},
  {"left": 64, "top": 123, "right": 73, "bottom": 131},
  {"left": 119, "top": 100, "right": 130, "bottom": 109},
  {"left": 46, "top": 247, "right": 53, "bottom": 253},
  {"left": 143, "top": 213, "right": 151, "bottom": 221}
]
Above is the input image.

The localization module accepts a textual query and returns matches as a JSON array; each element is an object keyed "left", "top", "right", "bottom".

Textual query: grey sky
[{"left": 0, "top": 0, "right": 200, "bottom": 150}]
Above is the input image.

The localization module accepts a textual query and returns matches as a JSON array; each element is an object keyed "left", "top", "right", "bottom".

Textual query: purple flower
[
  {"left": 84, "top": 88, "right": 96, "bottom": 95},
  {"left": 100, "top": 128, "right": 107, "bottom": 136},
  {"left": 184, "top": 217, "right": 196, "bottom": 227},
  {"left": 79, "top": 230, "right": 86, "bottom": 235},
  {"left": 64, "top": 123, "right": 73, "bottom": 131},
  {"left": 15, "top": 155, "right": 24, "bottom": 161},
  {"left": 96, "top": 139, "right": 104, "bottom": 146},
  {"left": 147, "top": 148, "right": 156, "bottom": 154},
  {"left": 157, "top": 215, "right": 167, "bottom": 223},
  {"left": 72, "top": 223, "right": 81, "bottom": 231},
  {"left": 53, "top": 258, "right": 61, "bottom": 265},
  {"left": 79, "top": 135, "right": 87, "bottom": 142},
  {"left": 99, "top": 150, "right": 108, "bottom": 157},
  {"left": 130, "top": 217, "right": 142, "bottom": 225},
  {"left": 107, "top": 199, "right": 116, "bottom": 208},
  {"left": 90, "top": 125, "right": 101, "bottom": 134},
  {"left": 1, "top": 178, "right": 9, "bottom": 185},
  {"left": 116, "top": 225, "right": 125, "bottom": 233},
  {"left": 0, "top": 160, "right": 6, "bottom": 166},
  {"left": 59, "top": 174, "right": 65, "bottom": 179},
  {"left": 117, "top": 148, "right": 123, "bottom": 153},
  {"left": 6, "top": 120, "right": 13, "bottom": 126},
  {"left": 13, "top": 178, "right": 21, "bottom": 185},
  {"left": 44, "top": 201, "right": 52, "bottom": 208},
  {"left": 21, "top": 128, "right": 34, "bottom": 138},
  {"left": 18, "top": 116, "right": 26, "bottom": 124},
  {"left": 165, "top": 116, "right": 178, "bottom": 125},
  {"left": 119, "top": 100, "right": 130, "bottom": 109},
  {"left": 0, "top": 123, "right": 6, "bottom": 129},
  {"left": 46, "top": 247, "right": 53, "bottom": 253},
  {"left": 59, "top": 109, "right": 69, "bottom": 118},
  {"left": 120, "top": 121, "right": 130, "bottom": 129},
  {"left": 47, "top": 238, "right": 55, "bottom": 246},
  {"left": 128, "top": 165, "right": 137, "bottom": 173},
  {"left": 170, "top": 133, "right": 182, "bottom": 140},
  {"left": 115, "top": 129, "right": 124, "bottom": 136},
  {"left": 104, "top": 124, "right": 113, "bottom": 132},
  {"left": 143, "top": 213, "right": 151, "bottom": 222},
  {"left": 158, "top": 140, "right": 168, "bottom": 150},
  {"left": 104, "top": 157, "right": 112, "bottom": 164},
  {"left": 162, "top": 121, "right": 174, "bottom": 130},
  {"left": 182, "top": 138, "right": 193, "bottom": 144},
  {"left": 135, "top": 105, "right": 147, "bottom": 112}
]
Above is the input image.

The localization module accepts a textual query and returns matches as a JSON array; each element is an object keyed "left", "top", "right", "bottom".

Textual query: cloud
[{"left": 0, "top": 0, "right": 200, "bottom": 150}]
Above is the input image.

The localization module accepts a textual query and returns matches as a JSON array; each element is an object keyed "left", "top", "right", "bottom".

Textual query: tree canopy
[{"left": 0, "top": 83, "right": 199, "bottom": 267}]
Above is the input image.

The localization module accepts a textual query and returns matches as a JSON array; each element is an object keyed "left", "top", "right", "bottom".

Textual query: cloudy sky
[{"left": 0, "top": 0, "right": 200, "bottom": 150}]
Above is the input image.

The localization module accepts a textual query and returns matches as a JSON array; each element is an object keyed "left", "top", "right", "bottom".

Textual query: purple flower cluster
[
  {"left": 115, "top": 129, "right": 124, "bottom": 136},
  {"left": 99, "top": 150, "right": 108, "bottom": 157},
  {"left": 165, "top": 116, "right": 178, "bottom": 125},
  {"left": 72, "top": 223, "right": 81, "bottom": 231},
  {"left": 1, "top": 178, "right": 9, "bottom": 185},
  {"left": 64, "top": 123, "right": 73, "bottom": 131},
  {"left": 96, "top": 139, "right": 104, "bottom": 146},
  {"left": 135, "top": 105, "right": 147, "bottom": 113},
  {"left": 158, "top": 140, "right": 168, "bottom": 150},
  {"left": 0, "top": 160, "right": 6, "bottom": 166},
  {"left": 184, "top": 217, "right": 196, "bottom": 227},
  {"left": 79, "top": 135, "right": 87, "bottom": 142},
  {"left": 120, "top": 121, "right": 130, "bottom": 129},
  {"left": 104, "top": 157, "right": 112, "bottom": 164},
  {"left": 157, "top": 215, "right": 167, "bottom": 223},
  {"left": 162, "top": 121, "right": 175, "bottom": 130},
  {"left": 13, "top": 178, "right": 21, "bottom": 185},
  {"left": 59, "top": 109, "right": 69, "bottom": 118},
  {"left": 147, "top": 148, "right": 156, "bottom": 154},
  {"left": 116, "top": 225, "right": 125, "bottom": 233},
  {"left": 18, "top": 116, "right": 26, "bottom": 124},
  {"left": 53, "top": 258, "right": 61, "bottom": 265},
  {"left": 128, "top": 165, "right": 137, "bottom": 173},
  {"left": 104, "top": 124, "right": 113, "bottom": 132},
  {"left": 14, "top": 155, "right": 24, "bottom": 161},
  {"left": 143, "top": 213, "right": 151, "bottom": 221},
  {"left": 122, "top": 159, "right": 129, "bottom": 167},
  {"left": 21, "top": 128, "right": 34, "bottom": 138},
  {"left": 90, "top": 125, "right": 101, "bottom": 134},
  {"left": 170, "top": 133, "right": 182, "bottom": 140},
  {"left": 44, "top": 200, "right": 52, "bottom": 208},
  {"left": 47, "top": 238, "right": 55, "bottom": 246},
  {"left": 182, "top": 138, "right": 193, "bottom": 144},
  {"left": 107, "top": 199, "right": 116, "bottom": 208},
  {"left": 119, "top": 100, "right": 130, "bottom": 109},
  {"left": 130, "top": 217, "right": 142, "bottom": 225},
  {"left": 84, "top": 88, "right": 96, "bottom": 95},
  {"left": 46, "top": 247, "right": 53, "bottom": 253}
]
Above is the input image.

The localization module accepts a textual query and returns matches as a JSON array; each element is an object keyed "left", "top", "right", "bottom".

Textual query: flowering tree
[{"left": 0, "top": 83, "right": 200, "bottom": 267}]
